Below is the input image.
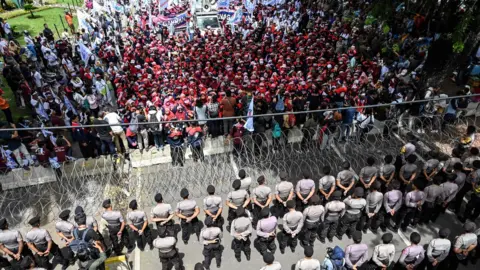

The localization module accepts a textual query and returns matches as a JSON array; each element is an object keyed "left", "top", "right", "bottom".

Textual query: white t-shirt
[{"left": 104, "top": 112, "right": 123, "bottom": 133}]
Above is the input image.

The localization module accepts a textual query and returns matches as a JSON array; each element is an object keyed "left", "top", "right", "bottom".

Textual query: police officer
[
  {"left": 453, "top": 160, "right": 478, "bottom": 214},
  {"left": 302, "top": 195, "right": 324, "bottom": 247},
  {"left": 423, "top": 151, "right": 441, "bottom": 182},
  {"left": 203, "top": 185, "right": 224, "bottom": 230},
  {"left": 338, "top": 187, "right": 366, "bottom": 240},
  {"left": 153, "top": 236, "right": 182, "bottom": 270},
  {"left": 127, "top": 199, "right": 153, "bottom": 251},
  {"left": 426, "top": 228, "right": 451, "bottom": 270},
  {"left": 381, "top": 180, "right": 403, "bottom": 231},
  {"left": 151, "top": 193, "right": 175, "bottom": 237},
  {"left": 176, "top": 188, "right": 200, "bottom": 244},
  {"left": 379, "top": 155, "right": 396, "bottom": 193},
  {"left": 101, "top": 199, "right": 133, "bottom": 255},
  {"left": 238, "top": 169, "right": 253, "bottom": 192},
  {"left": 318, "top": 166, "right": 336, "bottom": 204},
  {"left": 439, "top": 173, "right": 459, "bottom": 211},
  {"left": 230, "top": 206, "right": 252, "bottom": 262},
  {"left": 226, "top": 179, "right": 250, "bottom": 232},
  {"left": 371, "top": 233, "right": 395, "bottom": 270},
  {"left": 450, "top": 221, "right": 477, "bottom": 270},
  {"left": 358, "top": 157, "right": 378, "bottom": 189},
  {"left": 260, "top": 252, "right": 282, "bottom": 270},
  {"left": 399, "top": 179, "right": 425, "bottom": 232},
  {"left": 345, "top": 231, "right": 369, "bottom": 270},
  {"left": 200, "top": 216, "right": 223, "bottom": 270},
  {"left": 279, "top": 200, "right": 303, "bottom": 254},
  {"left": 252, "top": 176, "right": 272, "bottom": 227},
  {"left": 295, "top": 246, "right": 321, "bottom": 270},
  {"left": 361, "top": 181, "right": 383, "bottom": 233},
  {"left": 26, "top": 216, "right": 68, "bottom": 269},
  {"left": 336, "top": 161, "right": 356, "bottom": 198},
  {"left": 274, "top": 171, "right": 294, "bottom": 218},
  {"left": 320, "top": 190, "right": 345, "bottom": 243},
  {"left": 0, "top": 218, "right": 31, "bottom": 269},
  {"left": 396, "top": 232, "right": 425, "bottom": 269},
  {"left": 255, "top": 207, "right": 277, "bottom": 256},
  {"left": 295, "top": 171, "right": 316, "bottom": 211},
  {"left": 399, "top": 155, "right": 418, "bottom": 190},
  {"left": 421, "top": 175, "right": 443, "bottom": 224},
  {"left": 55, "top": 210, "right": 74, "bottom": 245}
]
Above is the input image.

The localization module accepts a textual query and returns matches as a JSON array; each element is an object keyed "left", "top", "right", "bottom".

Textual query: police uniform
[
  {"left": 423, "top": 158, "right": 440, "bottom": 180},
  {"left": 372, "top": 236, "right": 395, "bottom": 270},
  {"left": 295, "top": 178, "right": 316, "bottom": 211},
  {"left": 302, "top": 198, "right": 324, "bottom": 247},
  {"left": 252, "top": 184, "right": 272, "bottom": 227},
  {"left": 26, "top": 217, "right": 68, "bottom": 269},
  {"left": 338, "top": 188, "right": 366, "bottom": 238},
  {"left": 255, "top": 208, "right": 277, "bottom": 255},
  {"left": 345, "top": 232, "right": 369, "bottom": 269},
  {"left": 279, "top": 208, "right": 303, "bottom": 253},
  {"left": 426, "top": 229, "right": 451, "bottom": 270},
  {"left": 361, "top": 188, "right": 384, "bottom": 233},
  {"left": 153, "top": 236, "right": 182, "bottom": 270},
  {"left": 0, "top": 219, "right": 31, "bottom": 268},
  {"left": 176, "top": 190, "right": 200, "bottom": 243},
  {"left": 203, "top": 192, "right": 224, "bottom": 230},
  {"left": 358, "top": 165, "right": 378, "bottom": 189},
  {"left": 337, "top": 169, "right": 356, "bottom": 197},
  {"left": 200, "top": 217, "right": 223, "bottom": 270},
  {"left": 226, "top": 182, "right": 249, "bottom": 230},
  {"left": 101, "top": 199, "right": 133, "bottom": 255},
  {"left": 399, "top": 189, "right": 425, "bottom": 231},
  {"left": 453, "top": 169, "right": 470, "bottom": 213},
  {"left": 55, "top": 210, "right": 74, "bottom": 244},
  {"left": 151, "top": 202, "right": 175, "bottom": 237},
  {"left": 127, "top": 200, "right": 153, "bottom": 251},
  {"left": 380, "top": 164, "right": 395, "bottom": 193},
  {"left": 399, "top": 163, "right": 418, "bottom": 189},
  {"left": 439, "top": 180, "right": 458, "bottom": 210},
  {"left": 396, "top": 244, "right": 425, "bottom": 269},
  {"left": 421, "top": 183, "right": 443, "bottom": 223},
  {"left": 450, "top": 222, "right": 478, "bottom": 269},
  {"left": 274, "top": 180, "right": 294, "bottom": 217},
  {"left": 320, "top": 191, "right": 345, "bottom": 242},
  {"left": 230, "top": 206, "right": 252, "bottom": 262},
  {"left": 381, "top": 189, "right": 403, "bottom": 231},
  {"left": 318, "top": 175, "right": 335, "bottom": 203}
]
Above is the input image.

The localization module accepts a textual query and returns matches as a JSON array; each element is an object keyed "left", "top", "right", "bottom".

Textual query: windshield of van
[{"left": 196, "top": 16, "right": 220, "bottom": 29}]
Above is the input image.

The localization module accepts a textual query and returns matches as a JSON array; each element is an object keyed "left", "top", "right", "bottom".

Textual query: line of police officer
[{"left": 2, "top": 147, "right": 480, "bottom": 270}]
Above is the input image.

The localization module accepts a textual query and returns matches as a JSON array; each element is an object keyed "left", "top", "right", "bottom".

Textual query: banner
[
  {"left": 152, "top": 11, "right": 188, "bottom": 28},
  {"left": 245, "top": 97, "right": 254, "bottom": 132},
  {"left": 228, "top": 8, "right": 242, "bottom": 24},
  {"left": 217, "top": 0, "right": 230, "bottom": 9},
  {"left": 76, "top": 10, "right": 93, "bottom": 32},
  {"left": 78, "top": 42, "right": 92, "bottom": 63},
  {"left": 244, "top": 0, "right": 255, "bottom": 14},
  {"left": 262, "top": 0, "right": 276, "bottom": 6},
  {"left": 159, "top": 0, "right": 169, "bottom": 11}
]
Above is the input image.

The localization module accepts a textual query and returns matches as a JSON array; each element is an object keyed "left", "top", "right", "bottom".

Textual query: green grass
[
  {"left": 8, "top": 8, "right": 78, "bottom": 46},
  {"left": 0, "top": 77, "right": 31, "bottom": 122},
  {"left": 55, "top": 0, "right": 83, "bottom": 7}
]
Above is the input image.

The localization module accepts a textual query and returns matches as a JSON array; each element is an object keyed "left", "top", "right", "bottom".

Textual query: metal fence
[{"left": 0, "top": 108, "right": 478, "bottom": 228}]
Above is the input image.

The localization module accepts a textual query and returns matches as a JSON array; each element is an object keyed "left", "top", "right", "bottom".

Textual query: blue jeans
[
  {"left": 101, "top": 138, "right": 116, "bottom": 156},
  {"left": 340, "top": 123, "right": 352, "bottom": 141}
]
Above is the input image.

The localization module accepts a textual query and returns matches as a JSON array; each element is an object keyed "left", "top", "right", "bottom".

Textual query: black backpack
[{"left": 70, "top": 228, "right": 92, "bottom": 259}]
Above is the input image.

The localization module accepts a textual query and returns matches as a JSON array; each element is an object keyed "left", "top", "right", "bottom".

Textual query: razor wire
[{"left": 0, "top": 110, "right": 479, "bottom": 229}]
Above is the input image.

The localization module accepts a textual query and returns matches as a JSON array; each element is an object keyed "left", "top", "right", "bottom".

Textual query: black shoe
[
  {"left": 217, "top": 263, "right": 221, "bottom": 268},
  {"left": 328, "top": 238, "right": 333, "bottom": 242},
  {"left": 246, "top": 254, "right": 251, "bottom": 261},
  {"left": 401, "top": 227, "right": 408, "bottom": 232},
  {"left": 319, "top": 238, "right": 326, "bottom": 243},
  {"left": 150, "top": 245, "right": 154, "bottom": 250},
  {"left": 291, "top": 248, "right": 295, "bottom": 253},
  {"left": 183, "top": 240, "right": 188, "bottom": 245},
  {"left": 236, "top": 257, "right": 241, "bottom": 262},
  {"left": 371, "top": 230, "right": 378, "bottom": 234},
  {"left": 346, "top": 234, "right": 351, "bottom": 239},
  {"left": 381, "top": 227, "right": 387, "bottom": 232},
  {"left": 362, "top": 229, "right": 368, "bottom": 234},
  {"left": 336, "top": 234, "right": 343, "bottom": 240},
  {"left": 280, "top": 249, "right": 285, "bottom": 254}
]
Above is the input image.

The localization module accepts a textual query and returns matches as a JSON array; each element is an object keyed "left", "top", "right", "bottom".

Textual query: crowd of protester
[
  {"left": 0, "top": 0, "right": 475, "bottom": 170},
  {"left": 2, "top": 139, "right": 480, "bottom": 269}
]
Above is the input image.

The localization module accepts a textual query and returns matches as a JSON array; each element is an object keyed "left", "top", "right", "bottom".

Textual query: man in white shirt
[{"left": 103, "top": 110, "right": 128, "bottom": 155}]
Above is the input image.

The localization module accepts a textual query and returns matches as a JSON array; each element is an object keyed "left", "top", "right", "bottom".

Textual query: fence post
[
  {"left": 68, "top": 3, "right": 72, "bottom": 14},
  {"left": 53, "top": 24, "right": 61, "bottom": 39},
  {"left": 59, "top": 14, "right": 66, "bottom": 31}
]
